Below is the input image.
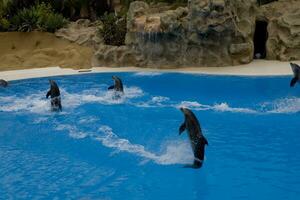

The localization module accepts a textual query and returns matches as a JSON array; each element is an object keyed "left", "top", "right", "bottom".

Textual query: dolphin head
[
  {"left": 49, "top": 80, "right": 58, "bottom": 89},
  {"left": 180, "top": 107, "right": 191, "bottom": 115},
  {"left": 112, "top": 76, "right": 117, "bottom": 81},
  {"left": 290, "top": 63, "right": 298, "bottom": 68},
  {"left": 0, "top": 79, "right": 8, "bottom": 87}
]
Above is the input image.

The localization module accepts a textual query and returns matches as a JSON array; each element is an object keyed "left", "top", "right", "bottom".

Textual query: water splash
[
  {"left": 55, "top": 123, "right": 194, "bottom": 165},
  {"left": 262, "top": 97, "right": 300, "bottom": 114},
  {"left": 0, "top": 86, "right": 144, "bottom": 113},
  {"left": 0, "top": 92, "right": 50, "bottom": 113},
  {"left": 136, "top": 96, "right": 170, "bottom": 107},
  {"left": 177, "top": 101, "right": 258, "bottom": 114},
  {"left": 97, "top": 126, "right": 194, "bottom": 165},
  {"left": 55, "top": 124, "right": 88, "bottom": 139}
]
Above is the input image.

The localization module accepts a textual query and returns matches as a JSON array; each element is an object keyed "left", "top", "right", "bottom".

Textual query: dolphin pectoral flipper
[
  {"left": 179, "top": 122, "right": 186, "bottom": 135},
  {"left": 290, "top": 77, "right": 298, "bottom": 87},
  {"left": 46, "top": 90, "right": 51, "bottom": 98},
  {"left": 203, "top": 136, "right": 208, "bottom": 146},
  {"left": 108, "top": 85, "right": 115, "bottom": 90}
]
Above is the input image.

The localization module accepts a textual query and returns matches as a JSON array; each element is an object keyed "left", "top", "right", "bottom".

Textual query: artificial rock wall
[{"left": 94, "top": 0, "right": 300, "bottom": 68}]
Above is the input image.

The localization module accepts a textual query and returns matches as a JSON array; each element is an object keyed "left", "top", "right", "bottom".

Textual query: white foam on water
[
  {"left": 150, "top": 96, "right": 170, "bottom": 104},
  {"left": 33, "top": 117, "right": 49, "bottom": 124},
  {"left": 0, "top": 92, "right": 50, "bottom": 113},
  {"left": 133, "top": 72, "right": 162, "bottom": 77},
  {"left": 57, "top": 123, "right": 195, "bottom": 165},
  {"left": 0, "top": 86, "right": 144, "bottom": 113},
  {"left": 262, "top": 97, "right": 300, "bottom": 114},
  {"left": 212, "top": 103, "right": 258, "bottom": 113},
  {"left": 155, "top": 140, "right": 194, "bottom": 165},
  {"left": 176, "top": 101, "right": 210, "bottom": 111},
  {"left": 62, "top": 86, "right": 144, "bottom": 107},
  {"left": 55, "top": 124, "right": 88, "bottom": 139},
  {"left": 79, "top": 116, "right": 99, "bottom": 124},
  {"left": 135, "top": 96, "right": 170, "bottom": 108},
  {"left": 133, "top": 98, "right": 258, "bottom": 114},
  {"left": 177, "top": 101, "right": 257, "bottom": 114},
  {"left": 96, "top": 125, "right": 193, "bottom": 165},
  {"left": 4, "top": 84, "right": 298, "bottom": 116}
]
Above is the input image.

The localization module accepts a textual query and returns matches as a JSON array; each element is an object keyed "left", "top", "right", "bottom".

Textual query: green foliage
[
  {"left": 11, "top": 6, "right": 40, "bottom": 31},
  {"left": 99, "top": 13, "right": 127, "bottom": 46},
  {"left": 0, "top": 0, "right": 12, "bottom": 31},
  {"left": 0, "top": 0, "right": 188, "bottom": 32},
  {"left": 41, "top": 13, "right": 67, "bottom": 32},
  {"left": 0, "top": 0, "right": 13, "bottom": 14},
  {"left": 0, "top": 17, "right": 10, "bottom": 31},
  {"left": 10, "top": 3, "right": 67, "bottom": 32}
]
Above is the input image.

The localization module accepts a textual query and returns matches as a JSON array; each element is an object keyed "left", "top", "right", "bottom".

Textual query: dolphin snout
[{"left": 180, "top": 107, "right": 187, "bottom": 114}]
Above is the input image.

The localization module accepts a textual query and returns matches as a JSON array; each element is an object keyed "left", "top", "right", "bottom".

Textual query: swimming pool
[{"left": 1, "top": 72, "right": 300, "bottom": 199}]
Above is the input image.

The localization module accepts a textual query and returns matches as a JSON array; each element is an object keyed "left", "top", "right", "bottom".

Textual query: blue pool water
[{"left": 1, "top": 72, "right": 300, "bottom": 199}]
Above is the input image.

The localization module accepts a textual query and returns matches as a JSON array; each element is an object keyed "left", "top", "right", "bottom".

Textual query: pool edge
[{"left": 1, "top": 60, "right": 299, "bottom": 81}]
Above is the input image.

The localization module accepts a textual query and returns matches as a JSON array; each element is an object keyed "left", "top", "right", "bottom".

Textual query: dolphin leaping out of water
[
  {"left": 290, "top": 63, "right": 300, "bottom": 87},
  {"left": 46, "top": 80, "right": 62, "bottom": 111},
  {"left": 108, "top": 75, "right": 124, "bottom": 94},
  {"left": 179, "top": 107, "right": 208, "bottom": 169},
  {"left": 0, "top": 79, "right": 8, "bottom": 87}
]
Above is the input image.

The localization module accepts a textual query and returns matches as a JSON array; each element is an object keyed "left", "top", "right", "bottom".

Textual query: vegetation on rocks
[
  {"left": 99, "top": 13, "right": 127, "bottom": 46},
  {"left": 10, "top": 3, "right": 67, "bottom": 32},
  {"left": 0, "top": 0, "right": 190, "bottom": 44},
  {"left": 1, "top": 1, "right": 67, "bottom": 32}
]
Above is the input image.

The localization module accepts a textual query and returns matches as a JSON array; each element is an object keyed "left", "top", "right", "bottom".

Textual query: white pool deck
[{"left": 1, "top": 60, "right": 299, "bottom": 81}]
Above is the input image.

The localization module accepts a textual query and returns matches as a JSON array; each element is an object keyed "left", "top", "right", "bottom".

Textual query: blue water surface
[{"left": 1, "top": 72, "right": 300, "bottom": 199}]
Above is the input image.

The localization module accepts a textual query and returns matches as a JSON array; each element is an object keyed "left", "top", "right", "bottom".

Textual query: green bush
[
  {"left": 0, "top": 0, "right": 13, "bottom": 14},
  {"left": 11, "top": 7, "right": 40, "bottom": 31},
  {"left": 0, "top": 0, "right": 12, "bottom": 31},
  {"left": 0, "top": 17, "right": 10, "bottom": 31},
  {"left": 41, "top": 13, "right": 67, "bottom": 32},
  {"left": 10, "top": 3, "right": 67, "bottom": 32},
  {"left": 99, "top": 13, "right": 127, "bottom": 46}
]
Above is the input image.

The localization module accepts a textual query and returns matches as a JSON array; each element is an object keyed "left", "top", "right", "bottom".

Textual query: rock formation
[
  {"left": 55, "top": 19, "right": 103, "bottom": 50},
  {"left": 261, "top": 0, "right": 300, "bottom": 61},
  {"left": 59, "top": 0, "right": 300, "bottom": 68}
]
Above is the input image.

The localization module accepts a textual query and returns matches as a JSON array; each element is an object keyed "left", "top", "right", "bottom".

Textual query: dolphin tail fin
[
  {"left": 290, "top": 77, "right": 298, "bottom": 87},
  {"left": 108, "top": 85, "right": 115, "bottom": 90},
  {"left": 183, "top": 161, "right": 203, "bottom": 169}
]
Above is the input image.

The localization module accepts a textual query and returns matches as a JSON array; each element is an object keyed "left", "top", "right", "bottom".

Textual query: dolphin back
[
  {"left": 115, "top": 77, "right": 124, "bottom": 92},
  {"left": 50, "top": 81, "right": 60, "bottom": 97}
]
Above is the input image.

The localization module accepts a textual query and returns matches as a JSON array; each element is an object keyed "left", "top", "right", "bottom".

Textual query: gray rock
[
  {"left": 94, "top": 0, "right": 300, "bottom": 67},
  {"left": 55, "top": 19, "right": 103, "bottom": 50}
]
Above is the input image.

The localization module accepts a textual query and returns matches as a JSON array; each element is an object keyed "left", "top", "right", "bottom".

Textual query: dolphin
[
  {"left": 108, "top": 76, "right": 124, "bottom": 93},
  {"left": 290, "top": 63, "right": 300, "bottom": 87},
  {"left": 0, "top": 79, "right": 8, "bottom": 87},
  {"left": 179, "top": 107, "right": 208, "bottom": 169},
  {"left": 46, "top": 80, "right": 62, "bottom": 111}
]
